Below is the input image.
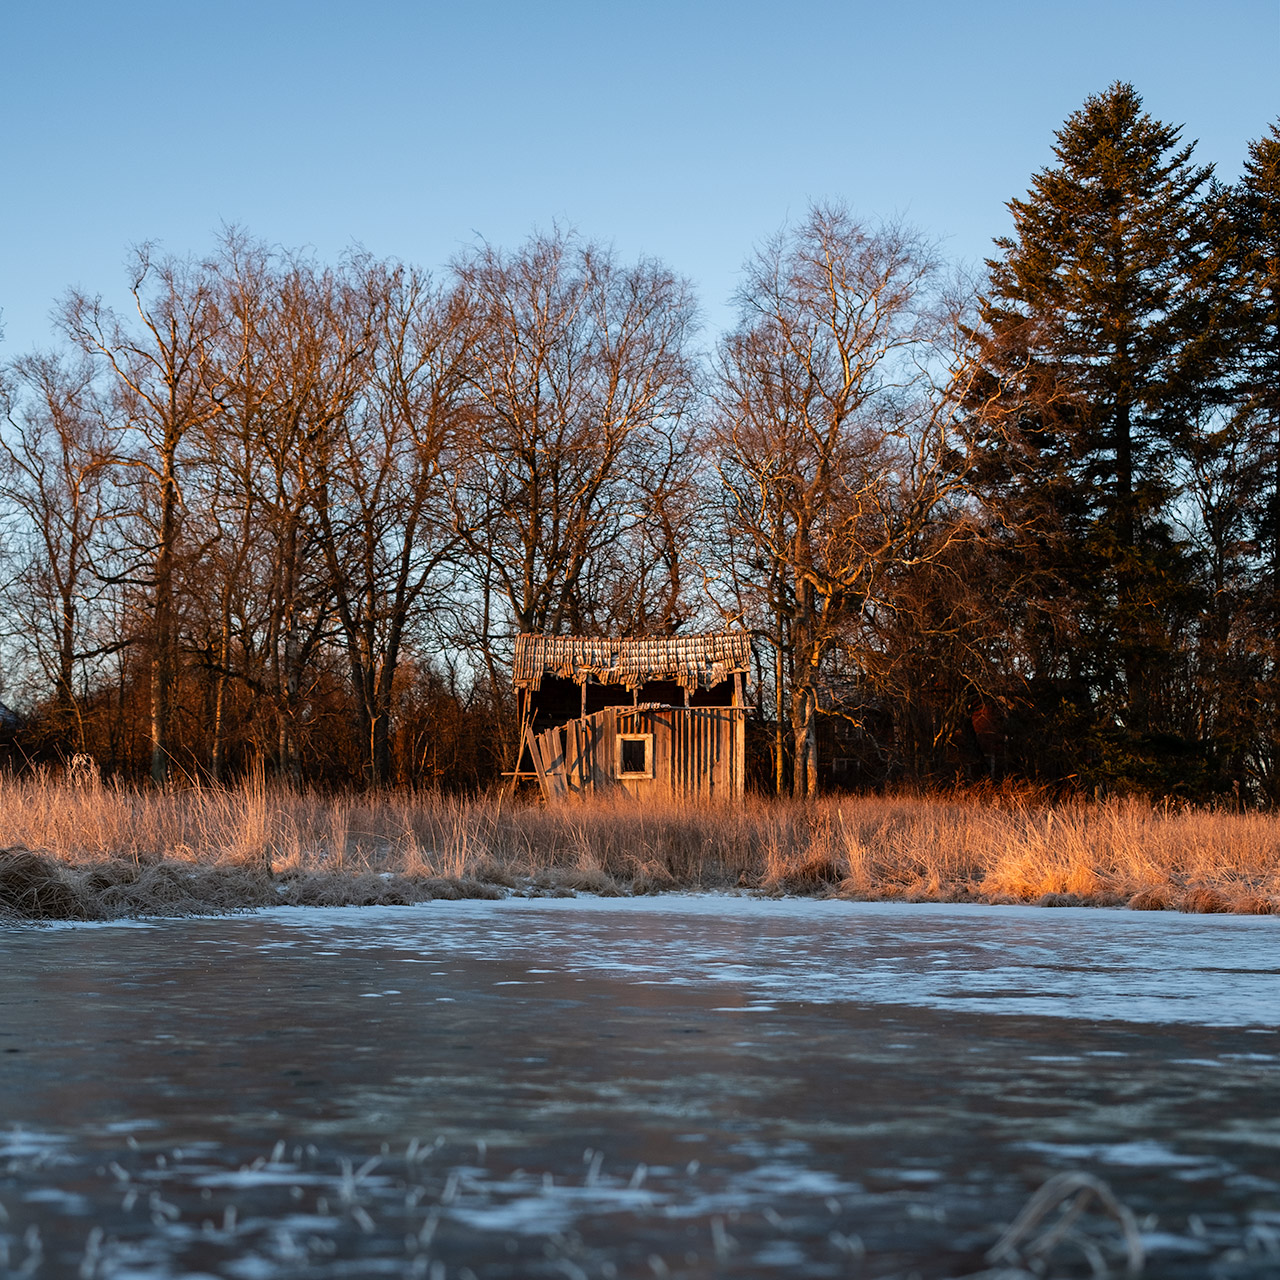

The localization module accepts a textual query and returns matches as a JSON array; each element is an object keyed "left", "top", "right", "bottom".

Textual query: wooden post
[{"left": 735, "top": 707, "right": 746, "bottom": 798}]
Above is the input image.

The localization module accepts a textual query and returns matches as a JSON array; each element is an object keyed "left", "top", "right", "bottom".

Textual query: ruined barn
[{"left": 513, "top": 631, "right": 752, "bottom": 802}]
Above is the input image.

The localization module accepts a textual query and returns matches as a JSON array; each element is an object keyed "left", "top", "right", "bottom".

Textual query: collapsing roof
[{"left": 513, "top": 631, "right": 752, "bottom": 693}]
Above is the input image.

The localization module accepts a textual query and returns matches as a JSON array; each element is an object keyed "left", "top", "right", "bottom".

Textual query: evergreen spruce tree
[
  {"left": 973, "top": 82, "right": 1220, "bottom": 789},
  {"left": 1228, "top": 122, "right": 1280, "bottom": 799},
  {"left": 1236, "top": 122, "right": 1280, "bottom": 593}
]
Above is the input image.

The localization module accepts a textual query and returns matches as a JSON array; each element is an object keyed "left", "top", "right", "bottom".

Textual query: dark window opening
[{"left": 619, "top": 735, "right": 651, "bottom": 776}]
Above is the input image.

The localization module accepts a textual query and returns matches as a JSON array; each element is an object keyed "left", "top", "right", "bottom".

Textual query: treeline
[{"left": 1, "top": 82, "right": 1278, "bottom": 801}]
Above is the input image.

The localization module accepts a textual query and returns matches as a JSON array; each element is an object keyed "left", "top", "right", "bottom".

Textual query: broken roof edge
[{"left": 513, "top": 630, "right": 753, "bottom": 692}]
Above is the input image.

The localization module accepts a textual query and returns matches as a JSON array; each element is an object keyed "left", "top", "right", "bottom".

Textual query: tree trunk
[
  {"left": 1272, "top": 414, "right": 1280, "bottom": 599},
  {"left": 773, "top": 642, "right": 786, "bottom": 796},
  {"left": 211, "top": 605, "right": 231, "bottom": 784},
  {"left": 371, "top": 710, "right": 391, "bottom": 787},
  {"left": 58, "top": 588, "right": 78, "bottom": 747},
  {"left": 791, "top": 684, "right": 817, "bottom": 799},
  {"left": 280, "top": 619, "right": 302, "bottom": 786},
  {"left": 150, "top": 449, "right": 178, "bottom": 786}
]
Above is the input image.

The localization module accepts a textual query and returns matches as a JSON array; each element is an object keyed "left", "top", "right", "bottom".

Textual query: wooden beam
[{"left": 524, "top": 724, "right": 550, "bottom": 802}]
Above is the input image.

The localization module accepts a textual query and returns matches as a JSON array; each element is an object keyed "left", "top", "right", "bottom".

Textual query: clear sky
[{"left": 2, "top": 1, "right": 1276, "bottom": 357}]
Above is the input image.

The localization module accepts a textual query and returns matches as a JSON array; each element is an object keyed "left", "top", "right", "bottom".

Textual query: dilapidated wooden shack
[{"left": 513, "top": 631, "right": 752, "bottom": 803}]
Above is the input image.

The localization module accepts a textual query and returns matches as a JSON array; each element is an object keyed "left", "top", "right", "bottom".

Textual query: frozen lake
[{"left": 3, "top": 897, "right": 1280, "bottom": 1277}]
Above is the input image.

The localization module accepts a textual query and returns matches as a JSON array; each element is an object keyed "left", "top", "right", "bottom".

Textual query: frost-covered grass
[{"left": 0, "top": 775, "right": 1278, "bottom": 918}]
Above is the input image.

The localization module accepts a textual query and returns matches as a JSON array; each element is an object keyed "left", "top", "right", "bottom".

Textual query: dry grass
[{"left": 0, "top": 774, "right": 1278, "bottom": 920}]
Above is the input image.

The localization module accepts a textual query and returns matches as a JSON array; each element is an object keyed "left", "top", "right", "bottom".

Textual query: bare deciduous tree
[
  {"left": 711, "top": 205, "right": 977, "bottom": 796},
  {"left": 63, "top": 249, "right": 224, "bottom": 783},
  {"left": 450, "top": 230, "right": 699, "bottom": 741},
  {"left": 0, "top": 352, "right": 118, "bottom": 746},
  {"left": 310, "top": 262, "right": 471, "bottom": 785},
  {"left": 227, "top": 252, "right": 374, "bottom": 782}
]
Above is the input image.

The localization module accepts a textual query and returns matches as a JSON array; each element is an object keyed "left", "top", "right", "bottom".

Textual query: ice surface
[
  {"left": 228, "top": 895, "right": 1280, "bottom": 1028},
  {"left": 6, "top": 896, "right": 1280, "bottom": 1278}
]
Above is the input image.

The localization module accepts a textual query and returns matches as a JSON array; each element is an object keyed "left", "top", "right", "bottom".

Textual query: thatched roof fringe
[{"left": 513, "top": 631, "right": 752, "bottom": 692}]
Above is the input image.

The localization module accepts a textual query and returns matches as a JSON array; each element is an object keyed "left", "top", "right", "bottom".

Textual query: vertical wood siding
[{"left": 526, "top": 707, "right": 746, "bottom": 804}]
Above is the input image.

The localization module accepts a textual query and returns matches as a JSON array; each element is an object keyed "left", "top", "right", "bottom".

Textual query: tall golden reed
[{"left": 1, "top": 773, "right": 1277, "bottom": 914}]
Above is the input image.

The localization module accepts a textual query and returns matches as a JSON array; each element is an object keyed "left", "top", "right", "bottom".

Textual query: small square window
[{"left": 617, "top": 733, "right": 653, "bottom": 778}]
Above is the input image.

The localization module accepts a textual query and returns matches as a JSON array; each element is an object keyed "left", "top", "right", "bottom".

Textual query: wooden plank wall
[{"left": 527, "top": 707, "right": 745, "bottom": 803}]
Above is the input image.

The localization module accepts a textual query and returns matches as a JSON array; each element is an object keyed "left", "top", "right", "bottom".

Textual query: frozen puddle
[{"left": 3, "top": 898, "right": 1280, "bottom": 1277}]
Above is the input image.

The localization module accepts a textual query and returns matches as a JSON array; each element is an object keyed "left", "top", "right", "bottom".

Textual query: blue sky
[{"left": 2, "top": 1, "right": 1276, "bottom": 356}]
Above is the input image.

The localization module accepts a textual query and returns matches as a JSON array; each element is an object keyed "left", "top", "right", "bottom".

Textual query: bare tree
[
  {"left": 0, "top": 352, "right": 119, "bottom": 746},
  {"left": 185, "top": 230, "right": 285, "bottom": 781},
  {"left": 710, "top": 205, "right": 977, "bottom": 796},
  {"left": 63, "top": 249, "right": 224, "bottom": 783},
  {"left": 450, "top": 230, "right": 699, "bottom": 698},
  {"left": 210, "top": 249, "right": 374, "bottom": 782},
  {"left": 310, "top": 262, "right": 471, "bottom": 785}
]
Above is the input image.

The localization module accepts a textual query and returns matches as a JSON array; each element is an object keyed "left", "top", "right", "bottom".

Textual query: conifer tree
[
  {"left": 1235, "top": 122, "right": 1280, "bottom": 594},
  {"left": 1221, "top": 121, "right": 1280, "bottom": 799},
  {"left": 973, "top": 82, "right": 1220, "bottom": 784}
]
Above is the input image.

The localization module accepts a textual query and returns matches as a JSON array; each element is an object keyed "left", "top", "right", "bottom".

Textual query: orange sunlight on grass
[{"left": 1, "top": 775, "right": 1277, "bottom": 920}]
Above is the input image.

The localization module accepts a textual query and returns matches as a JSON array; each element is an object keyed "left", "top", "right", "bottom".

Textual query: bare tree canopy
[
  {"left": 710, "top": 205, "right": 979, "bottom": 795},
  {"left": 3, "top": 89, "right": 1280, "bottom": 800}
]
